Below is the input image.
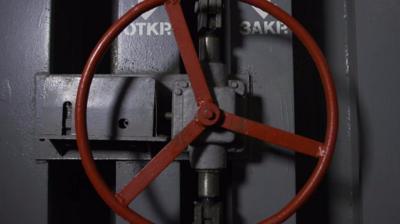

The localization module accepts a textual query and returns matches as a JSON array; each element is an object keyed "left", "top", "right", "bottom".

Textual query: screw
[
  {"left": 164, "top": 112, "right": 172, "bottom": 120},
  {"left": 177, "top": 81, "right": 189, "bottom": 88},
  {"left": 202, "top": 108, "right": 215, "bottom": 120},
  {"left": 230, "top": 81, "right": 239, "bottom": 89},
  {"left": 174, "top": 88, "right": 183, "bottom": 96},
  {"left": 194, "top": 1, "right": 199, "bottom": 13},
  {"left": 118, "top": 118, "right": 129, "bottom": 129}
]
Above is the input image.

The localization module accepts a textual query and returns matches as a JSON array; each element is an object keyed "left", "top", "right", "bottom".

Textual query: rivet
[
  {"left": 230, "top": 81, "right": 239, "bottom": 88},
  {"left": 174, "top": 88, "right": 183, "bottom": 96},
  {"left": 178, "top": 81, "right": 189, "bottom": 88}
]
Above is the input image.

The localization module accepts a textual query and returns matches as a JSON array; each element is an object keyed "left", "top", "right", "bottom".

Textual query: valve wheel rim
[{"left": 75, "top": 0, "right": 338, "bottom": 223}]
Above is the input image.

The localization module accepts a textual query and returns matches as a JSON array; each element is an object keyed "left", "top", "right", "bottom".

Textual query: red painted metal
[
  {"left": 76, "top": 0, "right": 167, "bottom": 223},
  {"left": 117, "top": 120, "right": 205, "bottom": 205},
  {"left": 75, "top": 0, "right": 338, "bottom": 223},
  {"left": 196, "top": 102, "right": 222, "bottom": 126},
  {"left": 222, "top": 112, "right": 323, "bottom": 158},
  {"left": 239, "top": 1, "right": 338, "bottom": 223},
  {"left": 165, "top": 2, "right": 214, "bottom": 105}
]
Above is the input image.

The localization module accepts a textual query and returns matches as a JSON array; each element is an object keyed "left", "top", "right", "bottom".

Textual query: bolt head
[
  {"left": 174, "top": 88, "right": 183, "bottom": 96},
  {"left": 197, "top": 102, "right": 221, "bottom": 126},
  {"left": 178, "top": 81, "right": 189, "bottom": 88},
  {"left": 230, "top": 81, "right": 239, "bottom": 88},
  {"left": 202, "top": 108, "right": 216, "bottom": 120}
]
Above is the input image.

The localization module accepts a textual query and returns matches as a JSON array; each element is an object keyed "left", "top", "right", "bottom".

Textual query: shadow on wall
[{"left": 292, "top": 1, "right": 329, "bottom": 223}]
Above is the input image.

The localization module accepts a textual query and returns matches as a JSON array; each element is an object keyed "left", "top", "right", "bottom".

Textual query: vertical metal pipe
[
  {"left": 192, "top": 1, "right": 226, "bottom": 223},
  {"left": 198, "top": 170, "right": 220, "bottom": 198}
]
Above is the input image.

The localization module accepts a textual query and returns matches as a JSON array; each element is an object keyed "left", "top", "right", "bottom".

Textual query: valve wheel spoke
[
  {"left": 117, "top": 119, "right": 205, "bottom": 205},
  {"left": 221, "top": 112, "right": 324, "bottom": 158},
  {"left": 165, "top": 2, "right": 214, "bottom": 104}
]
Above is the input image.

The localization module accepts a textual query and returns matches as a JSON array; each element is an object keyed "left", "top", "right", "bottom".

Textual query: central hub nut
[
  {"left": 197, "top": 102, "right": 221, "bottom": 126},
  {"left": 202, "top": 108, "right": 216, "bottom": 120}
]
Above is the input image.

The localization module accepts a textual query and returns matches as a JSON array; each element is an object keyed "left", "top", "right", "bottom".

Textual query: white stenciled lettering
[
  {"left": 137, "top": 23, "right": 146, "bottom": 35},
  {"left": 124, "top": 24, "right": 135, "bottom": 36},
  {"left": 277, "top": 21, "right": 288, "bottom": 35},
  {"left": 252, "top": 21, "right": 263, "bottom": 34},
  {"left": 124, "top": 22, "right": 172, "bottom": 36},
  {"left": 240, "top": 21, "right": 289, "bottom": 35},
  {"left": 240, "top": 21, "right": 252, "bottom": 35},
  {"left": 147, "top": 23, "right": 159, "bottom": 35},
  {"left": 264, "top": 21, "right": 276, "bottom": 34},
  {"left": 252, "top": 0, "right": 273, "bottom": 19},
  {"left": 160, "top": 22, "right": 172, "bottom": 35}
]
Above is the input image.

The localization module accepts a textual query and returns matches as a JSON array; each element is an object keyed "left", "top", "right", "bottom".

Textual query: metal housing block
[
  {"left": 172, "top": 84, "right": 236, "bottom": 144},
  {"left": 35, "top": 74, "right": 157, "bottom": 141}
]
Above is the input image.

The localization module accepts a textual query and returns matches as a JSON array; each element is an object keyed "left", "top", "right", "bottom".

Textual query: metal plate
[
  {"left": 112, "top": 0, "right": 180, "bottom": 74},
  {"left": 35, "top": 74, "right": 157, "bottom": 140},
  {"left": 172, "top": 85, "right": 236, "bottom": 143},
  {"left": 227, "top": 0, "right": 296, "bottom": 223}
]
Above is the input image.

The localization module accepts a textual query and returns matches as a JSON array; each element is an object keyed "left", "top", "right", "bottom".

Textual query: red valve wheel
[{"left": 75, "top": 0, "right": 338, "bottom": 223}]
